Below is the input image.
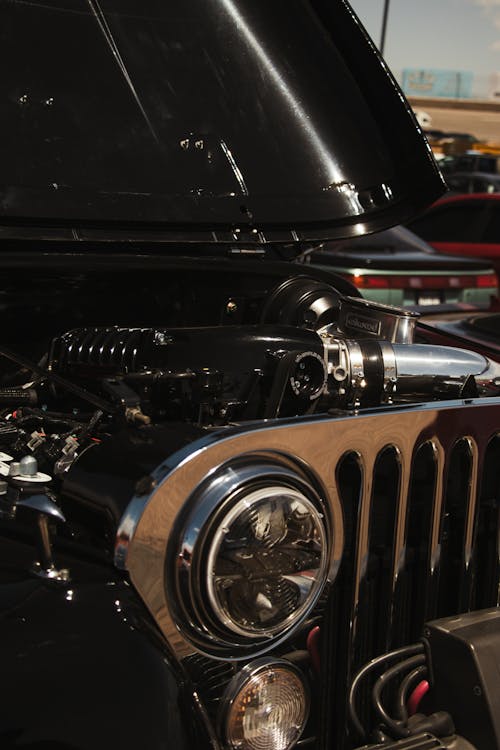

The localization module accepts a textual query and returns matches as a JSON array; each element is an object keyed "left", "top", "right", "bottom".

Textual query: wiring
[
  {"left": 348, "top": 642, "right": 425, "bottom": 740},
  {"left": 306, "top": 625, "right": 321, "bottom": 675},
  {"left": 396, "top": 665, "right": 429, "bottom": 721},
  {"left": 372, "top": 654, "right": 426, "bottom": 737},
  {"left": 407, "top": 679, "right": 430, "bottom": 717}
]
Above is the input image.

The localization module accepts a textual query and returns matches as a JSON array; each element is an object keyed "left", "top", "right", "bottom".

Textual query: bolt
[{"left": 19, "top": 455, "right": 38, "bottom": 477}]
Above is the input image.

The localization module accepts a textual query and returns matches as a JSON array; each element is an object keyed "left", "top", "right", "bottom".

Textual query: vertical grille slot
[
  {"left": 325, "top": 452, "right": 363, "bottom": 750},
  {"left": 437, "top": 438, "right": 476, "bottom": 618},
  {"left": 396, "top": 441, "right": 437, "bottom": 645},
  {"left": 475, "top": 434, "right": 500, "bottom": 608},
  {"left": 365, "top": 447, "right": 401, "bottom": 658}
]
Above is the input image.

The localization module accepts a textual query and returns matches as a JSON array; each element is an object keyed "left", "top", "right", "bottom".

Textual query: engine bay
[{"left": 0, "top": 251, "right": 499, "bottom": 566}]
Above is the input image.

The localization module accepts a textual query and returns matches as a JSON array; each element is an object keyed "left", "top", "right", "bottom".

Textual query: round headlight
[
  {"left": 220, "top": 659, "right": 309, "bottom": 750},
  {"left": 169, "top": 460, "right": 331, "bottom": 657},
  {"left": 205, "top": 485, "right": 326, "bottom": 637}
]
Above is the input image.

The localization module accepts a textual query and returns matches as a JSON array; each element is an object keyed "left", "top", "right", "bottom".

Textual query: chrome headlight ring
[{"left": 166, "top": 457, "right": 332, "bottom": 658}]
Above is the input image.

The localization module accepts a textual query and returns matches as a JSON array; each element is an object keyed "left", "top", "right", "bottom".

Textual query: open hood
[{"left": 0, "top": 0, "right": 444, "bottom": 243}]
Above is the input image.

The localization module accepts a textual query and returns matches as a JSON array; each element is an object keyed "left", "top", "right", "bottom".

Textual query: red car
[{"left": 407, "top": 193, "right": 500, "bottom": 274}]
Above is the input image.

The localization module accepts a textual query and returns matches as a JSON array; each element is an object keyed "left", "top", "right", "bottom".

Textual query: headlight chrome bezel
[{"left": 166, "top": 457, "right": 333, "bottom": 659}]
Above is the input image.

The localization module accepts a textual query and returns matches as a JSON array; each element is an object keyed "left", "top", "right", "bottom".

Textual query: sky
[{"left": 349, "top": 0, "right": 500, "bottom": 87}]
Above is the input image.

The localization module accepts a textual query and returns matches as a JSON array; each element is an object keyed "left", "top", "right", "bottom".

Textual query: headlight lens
[
  {"left": 206, "top": 486, "right": 326, "bottom": 636},
  {"left": 221, "top": 659, "right": 309, "bottom": 750},
  {"left": 169, "top": 460, "right": 331, "bottom": 657}
]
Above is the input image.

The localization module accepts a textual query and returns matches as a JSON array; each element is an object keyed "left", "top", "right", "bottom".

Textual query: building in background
[{"left": 401, "top": 68, "right": 474, "bottom": 99}]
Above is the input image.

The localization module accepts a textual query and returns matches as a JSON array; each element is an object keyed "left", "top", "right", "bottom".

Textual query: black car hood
[{"left": 0, "top": 0, "right": 444, "bottom": 243}]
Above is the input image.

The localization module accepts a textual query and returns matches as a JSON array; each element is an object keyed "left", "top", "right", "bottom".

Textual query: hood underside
[{"left": 0, "top": 0, "right": 444, "bottom": 242}]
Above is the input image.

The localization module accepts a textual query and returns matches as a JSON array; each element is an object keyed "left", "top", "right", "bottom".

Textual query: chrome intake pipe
[
  {"left": 390, "top": 344, "right": 500, "bottom": 397},
  {"left": 323, "top": 337, "right": 500, "bottom": 406}
]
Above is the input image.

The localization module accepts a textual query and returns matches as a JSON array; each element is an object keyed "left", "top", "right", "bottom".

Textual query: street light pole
[{"left": 380, "top": 0, "right": 390, "bottom": 56}]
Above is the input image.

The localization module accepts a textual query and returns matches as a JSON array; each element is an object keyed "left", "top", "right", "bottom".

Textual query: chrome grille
[
  {"left": 122, "top": 398, "right": 500, "bottom": 749},
  {"left": 325, "top": 408, "right": 500, "bottom": 749}
]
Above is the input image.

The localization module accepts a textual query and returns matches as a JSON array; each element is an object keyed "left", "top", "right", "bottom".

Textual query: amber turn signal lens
[{"left": 221, "top": 659, "right": 309, "bottom": 750}]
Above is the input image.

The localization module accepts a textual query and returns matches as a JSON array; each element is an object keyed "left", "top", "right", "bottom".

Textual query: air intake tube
[{"left": 325, "top": 338, "right": 500, "bottom": 406}]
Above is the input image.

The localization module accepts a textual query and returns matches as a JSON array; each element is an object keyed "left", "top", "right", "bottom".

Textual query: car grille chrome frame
[{"left": 118, "top": 397, "right": 500, "bottom": 747}]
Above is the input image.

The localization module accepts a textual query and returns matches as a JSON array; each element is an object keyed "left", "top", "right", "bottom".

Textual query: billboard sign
[{"left": 401, "top": 69, "right": 473, "bottom": 99}]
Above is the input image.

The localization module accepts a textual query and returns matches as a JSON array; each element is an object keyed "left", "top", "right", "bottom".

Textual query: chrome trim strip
[
  {"left": 463, "top": 437, "right": 479, "bottom": 573},
  {"left": 425, "top": 438, "right": 445, "bottom": 620},
  {"left": 461, "top": 437, "right": 479, "bottom": 612},
  {"left": 429, "top": 439, "right": 445, "bottom": 578},
  {"left": 351, "top": 451, "right": 374, "bottom": 635},
  {"left": 391, "top": 445, "right": 409, "bottom": 600}
]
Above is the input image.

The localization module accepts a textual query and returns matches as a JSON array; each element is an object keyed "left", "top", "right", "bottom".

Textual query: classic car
[
  {"left": 3, "top": 2, "right": 500, "bottom": 750},
  {"left": 445, "top": 172, "right": 500, "bottom": 195},
  {"left": 438, "top": 151, "right": 500, "bottom": 175},
  {"left": 301, "top": 225, "right": 498, "bottom": 309},
  {"left": 416, "top": 306, "right": 500, "bottom": 362},
  {"left": 407, "top": 193, "right": 500, "bottom": 275}
]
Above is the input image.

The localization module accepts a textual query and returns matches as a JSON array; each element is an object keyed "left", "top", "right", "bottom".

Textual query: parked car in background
[
  {"left": 417, "top": 308, "right": 500, "bottom": 363},
  {"left": 425, "top": 131, "right": 481, "bottom": 156},
  {"left": 303, "top": 225, "right": 497, "bottom": 309},
  {"left": 407, "top": 193, "right": 500, "bottom": 275},
  {"left": 438, "top": 151, "right": 500, "bottom": 175},
  {"left": 445, "top": 171, "right": 500, "bottom": 194}
]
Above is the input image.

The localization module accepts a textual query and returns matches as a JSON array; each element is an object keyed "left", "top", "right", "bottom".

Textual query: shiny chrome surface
[
  {"left": 461, "top": 438, "right": 479, "bottom": 612},
  {"left": 119, "top": 397, "right": 500, "bottom": 661},
  {"left": 338, "top": 296, "right": 419, "bottom": 344},
  {"left": 167, "top": 461, "right": 330, "bottom": 656},
  {"left": 323, "top": 334, "right": 500, "bottom": 405},
  {"left": 389, "top": 344, "right": 500, "bottom": 396}
]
